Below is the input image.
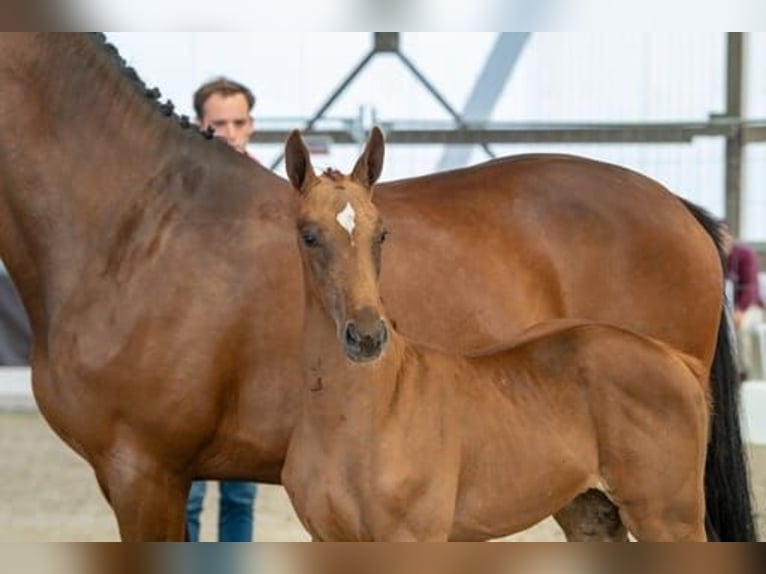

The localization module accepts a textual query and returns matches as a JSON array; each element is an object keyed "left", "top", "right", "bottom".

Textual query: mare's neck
[{"left": 0, "top": 34, "right": 206, "bottom": 332}]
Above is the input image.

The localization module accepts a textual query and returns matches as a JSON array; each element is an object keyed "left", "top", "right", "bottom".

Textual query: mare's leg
[
  {"left": 554, "top": 490, "right": 628, "bottom": 542},
  {"left": 95, "top": 446, "right": 189, "bottom": 541}
]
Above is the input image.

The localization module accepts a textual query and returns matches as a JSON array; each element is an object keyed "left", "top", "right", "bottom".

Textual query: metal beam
[
  {"left": 743, "top": 123, "right": 766, "bottom": 143},
  {"left": 268, "top": 32, "right": 504, "bottom": 169},
  {"left": 384, "top": 122, "right": 737, "bottom": 144},
  {"left": 374, "top": 32, "right": 400, "bottom": 53},
  {"left": 393, "top": 51, "right": 493, "bottom": 161},
  {"left": 252, "top": 119, "right": 747, "bottom": 146},
  {"left": 268, "top": 48, "right": 377, "bottom": 169},
  {"left": 725, "top": 32, "right": 745, "bottom": 235},
  {"left": 438, "top": 33, "right": 530, "bottom": 171}
]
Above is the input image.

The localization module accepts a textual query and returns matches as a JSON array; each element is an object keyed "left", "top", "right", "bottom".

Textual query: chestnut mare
[
  {"left": 0, "top": 33, "right": 754, "bottom": 540},
  {"left": 282, "top": 129, "right": 710, "bottom": 541}
]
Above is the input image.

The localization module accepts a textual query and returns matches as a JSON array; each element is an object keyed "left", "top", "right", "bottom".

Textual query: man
[
  {"left": 193, "top": 77, "right": 256, "bottom": 155},
  {"left": 722, "top": 221, "right": 765, "bottom": 381},
  {"left": 186, "top": 77, "right": 259, "bottom": 543}
]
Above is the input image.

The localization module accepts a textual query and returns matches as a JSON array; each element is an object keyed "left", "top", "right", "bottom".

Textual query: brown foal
[{"left": 282, "top": 129, "right": 710, "bottom": 542}]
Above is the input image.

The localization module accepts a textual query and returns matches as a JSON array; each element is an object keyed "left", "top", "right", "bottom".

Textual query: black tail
[{"left": 681, "top": 198, "right": 757, "bottom": 541}]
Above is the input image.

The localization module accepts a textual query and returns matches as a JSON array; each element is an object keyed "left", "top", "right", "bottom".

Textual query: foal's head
[{"left": 285, "top": 127, "right": 389, "bottom": 363}]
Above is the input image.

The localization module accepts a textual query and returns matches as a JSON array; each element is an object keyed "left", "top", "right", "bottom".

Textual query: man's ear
[
  {"left": 285, "top": 130, "right": 316, "bottom": 194},
  {"left": 351, "top": 126, "right": 385, "bottom": 190}
]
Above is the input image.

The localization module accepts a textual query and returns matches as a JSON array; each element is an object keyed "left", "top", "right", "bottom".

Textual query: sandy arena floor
[{"left": 0, "top": 411, "right": 763, "bottom": 542}]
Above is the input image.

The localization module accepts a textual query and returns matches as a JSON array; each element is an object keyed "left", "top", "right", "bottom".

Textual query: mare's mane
[{"left": 82, "top": 33, "right": 214, "bottom": 141}]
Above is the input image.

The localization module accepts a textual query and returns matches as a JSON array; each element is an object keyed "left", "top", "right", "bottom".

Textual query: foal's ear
[
  {"left": 285, "top": 130, "right": 316, "bottom": 194},
  {"left": 351, "top": 127, "right": 385, "bottom": 190}
]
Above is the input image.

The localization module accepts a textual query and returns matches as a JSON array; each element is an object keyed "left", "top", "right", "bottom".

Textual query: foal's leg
[
  {"left": 95, "top": 448, "right": 189, "bottom": 541},
  {"left": 605, "top": 439, "right": 707, "bottom": 541},
  {"left": 616, "top": 494, "right": 707, "bottom": 542},
  {"left": 554, "top": 490, "right": 628, "bottom": 542},
  {"left": 369, "top": 474, "right": 455, "bottom": 541}
]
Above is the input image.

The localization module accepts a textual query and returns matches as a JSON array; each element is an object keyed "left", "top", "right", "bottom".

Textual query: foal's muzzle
[{"left": 343, "top": 318, "right": 389, "bottom": 363}]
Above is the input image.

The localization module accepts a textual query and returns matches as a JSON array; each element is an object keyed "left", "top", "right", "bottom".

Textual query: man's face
[{"left": 199, "top": 93, "right": 254, "bottom": 153}]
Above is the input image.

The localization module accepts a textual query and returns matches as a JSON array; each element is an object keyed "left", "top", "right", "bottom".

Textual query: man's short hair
[{"left": 193, "top": 77, "right": 256, "bottom": 120}]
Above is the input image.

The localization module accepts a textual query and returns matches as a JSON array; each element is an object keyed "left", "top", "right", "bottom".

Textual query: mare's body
[{"left": 0, "top": 34, "right": 752, "bottom": 540}]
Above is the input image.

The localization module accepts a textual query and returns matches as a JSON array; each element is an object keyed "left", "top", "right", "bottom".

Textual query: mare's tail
[{"left": 680, "top": 198, "right": 757, "bottom": 541}]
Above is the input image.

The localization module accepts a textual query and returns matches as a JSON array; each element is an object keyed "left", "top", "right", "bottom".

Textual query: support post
[{"left": 724, "top": 32, "right": 744, "bottom": 235}]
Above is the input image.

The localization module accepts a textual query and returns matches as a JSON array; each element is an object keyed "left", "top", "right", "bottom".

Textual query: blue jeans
[{"left": 186, "top": 481, "right": 258, "bottom": 542}]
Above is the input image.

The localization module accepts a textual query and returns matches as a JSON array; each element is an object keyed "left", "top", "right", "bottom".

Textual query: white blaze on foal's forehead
[{"left": 336, "top": 202, "right": 356, "bottom": 240}]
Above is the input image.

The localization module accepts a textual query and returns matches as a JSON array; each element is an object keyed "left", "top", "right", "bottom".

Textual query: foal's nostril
[
  {"left": 345, "top": 323, "right": 360, "bottom": 346},
  {"left": 359, "top": 322, "right": 388, "bottom": 352}
]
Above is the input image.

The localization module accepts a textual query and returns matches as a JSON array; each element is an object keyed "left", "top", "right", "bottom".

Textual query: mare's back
[{"left": 373, "top": 154, "right": 721, "bottom": 361}]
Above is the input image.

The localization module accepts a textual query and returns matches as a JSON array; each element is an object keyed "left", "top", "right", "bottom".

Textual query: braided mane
[{"left": 86, "top": 33, "right": 213, "bottom": 139}]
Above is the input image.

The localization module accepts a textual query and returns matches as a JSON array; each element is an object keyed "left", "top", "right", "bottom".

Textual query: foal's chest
[{"left": 292, "top": 460, "right": 369, "bottom": 541}]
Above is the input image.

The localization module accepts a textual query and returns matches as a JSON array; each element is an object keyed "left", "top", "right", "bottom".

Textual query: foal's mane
[
  {"left": 83, "top": 33, "right": 214, "bottom": 141},
  {"left": 321, "top": 168, "right": 344, "bottom": 182}
]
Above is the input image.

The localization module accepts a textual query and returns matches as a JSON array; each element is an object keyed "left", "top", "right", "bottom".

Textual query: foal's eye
[
  {"left": 301, "top": 232, "right": 320, "bottom": 248},
  {"left": 377, "top": 230, "right": 389, "bottom": 245}
]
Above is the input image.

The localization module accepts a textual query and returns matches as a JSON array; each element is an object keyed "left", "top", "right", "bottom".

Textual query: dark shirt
[{"left": 727, "top": 243, "right": 763, "bottom": 311}]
